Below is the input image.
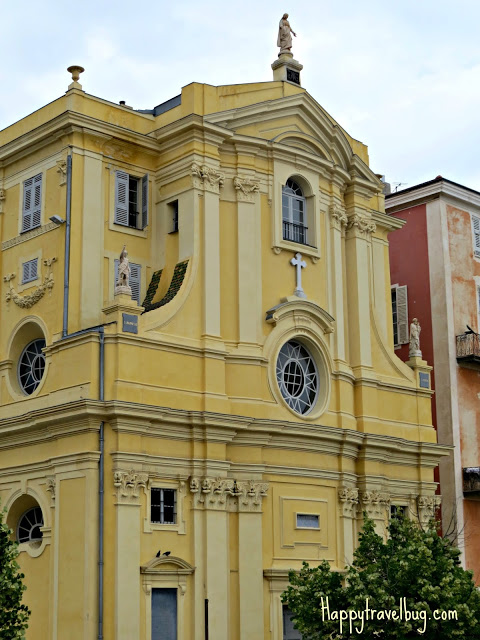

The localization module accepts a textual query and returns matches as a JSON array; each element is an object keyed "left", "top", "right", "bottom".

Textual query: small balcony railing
[
  {"left": 283, "top": 221, "right": 308, "bottom": 245},
  {"left": 463, "top": 467, "right": 480, "bottom": 494},
  {"left": 456, "top": 332, "right": 480, "bottom": 364}
]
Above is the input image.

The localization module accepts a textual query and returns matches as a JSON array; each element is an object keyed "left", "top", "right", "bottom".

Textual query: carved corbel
[
  {"left": 0, "top": 187, "right": 5, "bottom": 214},
  {"left": 191, "top": 163, "right": 225, "bottom": 194},
  {"left": 330, "top": 204, "right": 348, "bottom": 234},
  {"left": 46, "top": 477, "right": 56, "bottom": 504},
  {"left": 56, "top": 159, "right": 67, "bottom": 186},
  {"left": 346, "top": 214, "right": 377, "bottom": 237}
]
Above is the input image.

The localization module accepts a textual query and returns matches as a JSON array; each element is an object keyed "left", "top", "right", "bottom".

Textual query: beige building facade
[{"left": 0, "top": 60, "right": 447, "bottom": 639}]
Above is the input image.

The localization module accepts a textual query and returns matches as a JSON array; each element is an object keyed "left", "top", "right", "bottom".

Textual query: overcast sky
[{"left": 1, "top": 0, "right": 479, "bottom": 191}]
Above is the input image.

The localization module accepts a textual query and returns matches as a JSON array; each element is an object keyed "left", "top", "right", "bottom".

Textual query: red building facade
[{"left": 387, "top": 177, "right": 480, "bottom": 581}]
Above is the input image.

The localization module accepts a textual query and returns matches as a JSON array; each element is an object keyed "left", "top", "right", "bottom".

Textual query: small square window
[
  {"left": 151, "top": 488, "right": 176, "bottom": 524},
  {"left": 390, "top": 505, "right": 408, "bottom": 518},
  {"left": 296, "top": 513, "right": 319, "bottom": 529}
]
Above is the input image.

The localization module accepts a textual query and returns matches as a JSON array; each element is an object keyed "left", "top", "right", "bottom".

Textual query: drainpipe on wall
[{"left": 62, "top": 152, "right": 72, "bottom": 338}]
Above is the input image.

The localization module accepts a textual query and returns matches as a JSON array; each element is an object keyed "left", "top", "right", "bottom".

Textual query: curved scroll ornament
[{"left": 4, "top": 257, "right": 57, "bottom": 309}]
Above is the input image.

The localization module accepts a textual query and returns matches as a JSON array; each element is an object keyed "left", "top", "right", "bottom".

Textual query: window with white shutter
[
  {"left": 22, "top": 174, "right": 42, "bottom": 232},
  {"left": 472, "top": 215, "right": 480, "bottom": 258},
  {"left": 392, "top": 285, "right": 409, "bottom": 346},
  {"left": 114, "top": 171, "right": 149, "bottom": 230},
  {"left": 22, "top": 258, "right": 39, "bottom": 284},
  {"left": 114, "top": 259, "right": 141, "bottom": 304}
]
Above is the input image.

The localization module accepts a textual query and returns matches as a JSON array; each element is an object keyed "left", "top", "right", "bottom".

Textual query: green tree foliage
[
  {"left": 0, "top": 507, "right": 30, "bottom": 639},
  {"left": 282, "top": 515, "right": 480, "bottom": 639}
]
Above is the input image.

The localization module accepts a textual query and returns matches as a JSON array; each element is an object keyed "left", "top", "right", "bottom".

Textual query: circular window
[
  {"left": 17, "top": 507, "right": 44, "bottom": 544},
  {"left": 18, "top": 339, "right": 46, "bottom": 395},
  {"left": 276, "top": 340, "right": 318, "bottom": 415}
]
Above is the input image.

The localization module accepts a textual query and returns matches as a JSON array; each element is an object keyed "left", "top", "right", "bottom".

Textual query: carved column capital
[
  {"left": 346, "top": 214, "right": 376, "bottom": 237},
  {"left": 417, "top": 495, "right": 441, "bottom": 526},
  {"left": 189, "top": 476, "right": 268, "bottom": 512},
  {"left": 233, "top": 176, "right": 260, "bottom": 203},
  {"left": 338, "top": 487, "right": 359, "bottom": 518},
  {"left": 191, "top": 163, "right": 225, "bottom": 194},
  {"left": 330, "top": 204, "right": 348, "bottom": 233},
  {"left": 361, "top": 490, "right": 390, "bottom": 520},
  {"left": 114, "top": 470, "right": 148, "bottom": 505}
]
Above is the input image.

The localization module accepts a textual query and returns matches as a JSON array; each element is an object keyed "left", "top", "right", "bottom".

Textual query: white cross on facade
[{"left": 290, "top": 252, "right": 307, "bottom": 298}]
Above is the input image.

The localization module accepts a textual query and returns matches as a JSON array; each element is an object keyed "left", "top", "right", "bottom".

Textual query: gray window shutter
[
  {"left": 130, "top": 263, "right": 141, "bottom": 303},
  {"left": 32, "top": 174, "right": 42, "bottom": 228},
  {"left": 22, "top": 178, "right": 34, "bottom": 232},
  {"left": 22, "top": 258, "right": 38, "bottom": 284},
  {"left": 152, "top": 588, "right": 177, "bottom": 640},
  {"left": 472, "top": 215, "right": 480, "bottom": 258},
  {"left": 114, "top": 259, "right": 141, "bottom": 304},
  {"left": 115, "top": 171, "right": 129, "bottom": 226},
  {"left": 396, "top": 285, "right": 409, "bottom": 344},
  {"left": 283, "top": 606, "right": 303, "bottom": 639},
  {"left": 141, "top": 174, "right": 148, "bottom": 229}
]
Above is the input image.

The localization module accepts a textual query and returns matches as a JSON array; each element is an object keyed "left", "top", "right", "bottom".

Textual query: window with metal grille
[
  {"left": 114, "top": 259, "right": 141, "bottom": 304},
  {"left": 115, "top": 170, "right": 148, "bottom": 229},
  {"left": 282, "top": 179, "right": 307, "bottom": 245},
  {"left": 18, "top": 339, "right": 46, "bottom": 395},
  {"left": 276, "top": 340, "right": 318, "bottom": 415},
  {"left": 151, "top": 488, "right": 176, "bottom": 524},
  {"left": 22, "top": 173, "right": 42, "bottom": 232},
  {"left": 22, "top": 258, "right": 38, "bottom": 284}
]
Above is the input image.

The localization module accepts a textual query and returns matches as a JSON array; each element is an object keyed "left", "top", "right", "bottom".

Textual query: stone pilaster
[{"left": 338, "top": 487, "right": 359, "bottom": 564}]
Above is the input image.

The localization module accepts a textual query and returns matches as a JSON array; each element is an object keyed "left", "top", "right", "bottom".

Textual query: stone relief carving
[
  {"left": 191, "top": 163, "right": 225, "bottom": 193},
  {"left": 330, "top": 204, "right": 348, "bottom": 232},
  {"left": 56, "top": 159, "right": 67, "bottom": 186},
  {"left": 1, "top": 221, "right": 59, "bottom": 251},
  {"left": 0, "top": 187, "right": 5, "bottom": 214},
  {"left": 114, "top": 470, "right": 148, "bottom": 503},
  {"left": 417, "top": 495, "right": 441, "bottom": 525},
  {"left": 346, "top": 214, "right": 376, "bottom": 236},
  {"left": 46, "top": 477, "right": 56, "bottom": 503},
  {"left": 189, "top": 476, "right": 268, "bottom": 512},
  {"left": 338, "top": 487, "right": 359, "bottom": 518},
  {"left": 4, "top": 257, "right": 57, "bottom": 309},
  {"left": 233, "top": 176, "right": 260, "bottom": 202},
  {"left": 361, "top": 490, "right": 390, "bottom": 519}
]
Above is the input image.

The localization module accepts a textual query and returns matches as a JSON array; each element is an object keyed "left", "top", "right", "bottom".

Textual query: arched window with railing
[{"left": 282, "top": 178, "right": 307, "bottom": 245}]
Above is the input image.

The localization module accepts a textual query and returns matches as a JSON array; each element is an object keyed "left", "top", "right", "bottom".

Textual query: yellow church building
[{"left": 0, "top": 50, "right": 447, "bottom": 640}]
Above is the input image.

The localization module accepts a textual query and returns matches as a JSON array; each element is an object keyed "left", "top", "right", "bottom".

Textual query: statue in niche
[
  {"left": 277, "top": 13, "right": 296, "bottom": 54},
  {"left": 115, "top": 245, "right": 132, "bottom": 295},
  {"left": 409, "top": 318, "right": 421, "bottom": 357}
]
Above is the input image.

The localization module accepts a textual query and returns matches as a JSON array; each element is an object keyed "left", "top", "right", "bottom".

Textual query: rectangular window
[
  {"left": 390, "top": 505, "right": 408, "bottom": 518},
  {"left": 152, "top": 588, "right": 177, "bottom": 640},
  {"left": 22, "top": 258, "right": 38, "bottom": 284},
  {"left": 114, "top": 259, "right": 141, "bottom": 304},
  {"left": 283, "top": 606, "right": 303, "bottom": 640},
  {"left": 391, "top": 284, "right": 408, "bottom": 346},
  {"left": 296, "top": 513, "right": 320, "bottom": 529},
  {"left": 151, "top": 488, "right": 176, "bottom": 524},
  {"left": 22, "top": 173, "right": 42, "bottom": 233},
  {"left": 168, "top": 200, "right": 179, "bottom": 233},
  {"left": 472, "top": 215, "right": 480, "bottom": 258},
  {"left": 114, "top": 170, "right": 148, "bottom": 230}
]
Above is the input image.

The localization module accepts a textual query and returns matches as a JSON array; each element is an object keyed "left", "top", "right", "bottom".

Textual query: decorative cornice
[
  {"left": 4, "top": 257, "right": 57, "bottom": 308},
  {"left": 113, "top": 469, "right": 148, "bottom": 504},
  {"left": 2, "top": 222, "right": 59, "bottom": 251},
  {"left": 417, "top": 495, "right": 441, "bottom": 525},
  {"left": 361, "top": 490, "right": 390, "bottom": 519},
  {"left": 189, "top": 476, "right": 268, "bottom": 512},
  {"left": 346, "top": 214, "right": 377, "bottom": 236},
  {"left": 338, "top": 487, "right": 359, "bottom": 518},
  {"left": 191, "top": 163, "right": 225, "bottom": 194},
  {"left": 233, "top": 176, "right": 260, "bottom": 203}
]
